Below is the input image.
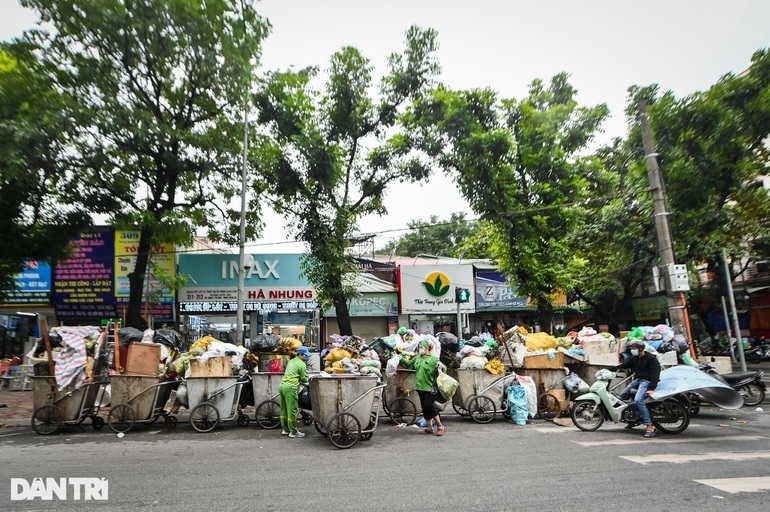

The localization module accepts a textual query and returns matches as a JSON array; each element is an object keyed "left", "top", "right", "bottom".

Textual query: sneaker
[
  {"left": 288, "top": 431, "right": 305, "bottom": 438},
  {"left": 281, "top": 430, "right": 290, "bottom": 436},
  {"left": 436, "top": 426, "right": 445, "bottom": 436}
]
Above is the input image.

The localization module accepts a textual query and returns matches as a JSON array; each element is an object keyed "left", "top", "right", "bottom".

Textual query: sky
[{"left": 3, "top": 0, "right": 770, "bottom": 253}]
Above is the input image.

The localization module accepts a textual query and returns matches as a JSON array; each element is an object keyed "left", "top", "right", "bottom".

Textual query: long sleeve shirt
[
  {"left": 282, "top": 356, "right": 308, "bottom": 385},
  {"left": 617, "top": 352, "right": 661, "bottom": 390},
  {"left": 398, "top": 353, "right": 444, "bottom": 392}
]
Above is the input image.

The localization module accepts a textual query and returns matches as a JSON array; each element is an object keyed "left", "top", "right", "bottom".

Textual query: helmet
[
  {"left": 626, "top": 340, "right": 646, "bottom": 351},
  {"left": 296, "top": 346, "right": 310, "bottom": 358}
]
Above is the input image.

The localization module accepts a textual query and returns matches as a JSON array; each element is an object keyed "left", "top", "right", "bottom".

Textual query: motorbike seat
[{"left": 721, "top": 371, "right": 759, "bottom": 382}]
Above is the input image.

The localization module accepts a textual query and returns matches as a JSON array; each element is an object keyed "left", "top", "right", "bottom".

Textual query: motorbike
[
  {"left": 745, "top": 337, "right": 770, "bottom": 364},
  {"left": 571, "top": 369, "right": 690, "bottom": 434},
  {"left": 699, "top": 362, "right": 766, "bottom": 407}
]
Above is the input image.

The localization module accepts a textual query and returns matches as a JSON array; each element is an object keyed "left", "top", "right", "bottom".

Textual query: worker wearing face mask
[
  {"left": 399, "top": 339, "right": 446, "bottom": 436},
  {"left": 610, "top": 339, "right": 661, "bottom": 438}
]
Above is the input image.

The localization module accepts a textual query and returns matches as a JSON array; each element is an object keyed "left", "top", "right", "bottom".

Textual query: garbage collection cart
[
  {"left": 185, "top": 376, "right": 249, "bottom": 432},
  {"left": 382, "top": 369, "right": 420, "bottom": 424},
  {"left": 309, "top": 375, "right": 385, "bottom": 449},
  {"left": 251, "top": 372, "right": 313, "bottom": 429},
  {"left": 452, "top": 368, "right": 514, "bottom": 423},
  {"left": 31, "top": 376, "right": 107, "bottom": 435},
  {"left": 107, "top": 375, "right": 181, "bottom": 433}
]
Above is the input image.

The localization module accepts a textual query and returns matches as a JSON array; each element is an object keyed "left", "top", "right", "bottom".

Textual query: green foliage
[
  {"left": 381, "top": 212, "right": 480, "bottom": 257},
  {"left": 409, "top": 73, "right": 611, "bottom": 326},
  {"left": 254, "top": 26, "right": 440, "bottom": 333},
  {"left": 16, "top": 0, "right": 270, "bottom": 325},
  {"left": 0, "top": 41, "right": 91, "bottom": 300}
]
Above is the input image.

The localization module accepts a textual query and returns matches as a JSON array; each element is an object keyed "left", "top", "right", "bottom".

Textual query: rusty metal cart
[
  {"left": 310, "top": 375, "right": 385, "bottom": 449},
  {"left": 107, "top": 375, "right": 181, "bottom": 433},
  {"left": 452, "top": 369, "right": 514, "bottom": 423},
  {"left": 382, "top": 369, "right": 420, "bottom": 424},
  {"left": 185, "top": 376, "right": 249, "bottom": 433},
  {"left": 31, "top": 376, "right": 107, "bottom": 435},
  {"left": 251, "top": 372, "right": 313, "bottom": 429}
]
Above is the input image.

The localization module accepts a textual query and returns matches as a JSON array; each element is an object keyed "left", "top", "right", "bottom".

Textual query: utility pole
[{"left": 638, "top": 101, "right": 689, "bottom": 337}]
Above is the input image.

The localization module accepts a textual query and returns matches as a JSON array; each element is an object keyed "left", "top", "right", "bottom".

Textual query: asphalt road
[{"left": 1, "top": 401, "right": 768, "bottom": 512}]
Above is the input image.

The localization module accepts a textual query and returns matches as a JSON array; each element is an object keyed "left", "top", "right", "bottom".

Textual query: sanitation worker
[
  {"left": 399, "top": 339, "right": 447, "bottom": 436},
  {"left": 280, "top": 346, "right": 310, "bottom": 438}
]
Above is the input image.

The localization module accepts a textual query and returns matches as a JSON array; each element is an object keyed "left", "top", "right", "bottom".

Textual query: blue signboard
[
  {"left": 5, "top": 261, "right": 52, "bottom": 304},
  {"left": 178, "top": 253, "right": 310, "bottom": 287},
  {"left": 475, "top": 271, "right": 528, "bottom": 310}
]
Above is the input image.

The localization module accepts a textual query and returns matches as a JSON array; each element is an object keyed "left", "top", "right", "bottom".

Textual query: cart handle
[{"left": 339, "top": 383, "right": 387, "bottom": 411}]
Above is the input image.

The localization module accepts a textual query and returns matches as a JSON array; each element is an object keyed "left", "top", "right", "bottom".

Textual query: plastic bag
[
  {"left": 564, "top": 373, "right": 589, "bottom": 394},
  {"left": 386, "top": 354, "right": 400, "bottom": 376},
  {"left": 517, "top": 375, "right": 538, "bottom": 418},
  {"left": 119, "top": 327, "right": 144, "bottom": 346},
  {"left": 525, "top": 332, "right": 559, "bottom": 351},
  {"left": 507, "top": 384, "right": 529, "bottom": 425},
  {"left": 153, "top": 328, "right": 183, "bottom": 350},
  {"left": 436, "top": 369, "right": 459, "bottom": 400},
  {"left": 436, "top": 332, "right": 460, "bottom": 353},
  {"left": 251, "top": 333, "right": 280, "bottom": 353}
]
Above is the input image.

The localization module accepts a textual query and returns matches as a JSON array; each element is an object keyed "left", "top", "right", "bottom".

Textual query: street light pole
[
  {"left": 236, "top": 108, "right": 249, "bottom": 346},
  {"left": 638, "top": 101, "right": 689, "bottom": 337}
]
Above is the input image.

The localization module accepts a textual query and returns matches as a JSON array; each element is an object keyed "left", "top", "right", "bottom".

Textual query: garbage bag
[
  {"left": 564, "top": 373, "right": 589, "bottom": 395},
  {"left": 436, "top": 332, "right": 460, "bottom": 353},
  {"left": 153, "top": 328, "right": 183, "bottom": 350},
  {"left": 507, "top": 384, "right": 529, "bottom": 425},
  {"left": 119, "top": 327, "right": 144, "bottom": 346},
  {"left": 436, "top": 369, "right": 459, "bottom": 400},
  {"left": 298, "top": 385, "right": 312, "bottom": 410},
  {"left": 673, "top": 334, "right": 690, "bottom": 355},
  {"left": 251, "top": 333, "right": 280, "bottom": 353}
]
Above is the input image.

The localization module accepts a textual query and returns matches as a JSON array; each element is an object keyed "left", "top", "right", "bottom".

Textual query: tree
[
  {"left": 20, "top": 0, "right": 270, "bottom": 328},
  {"left": 0, "top": 40, "right": 91, "bottom": 301},
  {"left": 254, "top": 26, "right": 440, "bottom": 335},
  {"left": 381, "top": 212, "right": 480, "bottom": 257},
  {"left": 410, "top": 73, "right": 612, "bottom": 331}
]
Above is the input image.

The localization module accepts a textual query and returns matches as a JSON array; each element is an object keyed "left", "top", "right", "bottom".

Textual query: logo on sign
[{"left": 422, "top": 272, "right": 451, "bottom": 297}]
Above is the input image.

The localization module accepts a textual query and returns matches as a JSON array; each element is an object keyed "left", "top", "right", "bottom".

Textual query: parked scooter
[
  {"left": 745, "top": 337, "right": 770, "bottom": 364},
  {"left": 699, "top": 362, "right": 766, "bottom": 407},
  {"left": 571, "top": 369, "right": 690, "bottom": 434}
]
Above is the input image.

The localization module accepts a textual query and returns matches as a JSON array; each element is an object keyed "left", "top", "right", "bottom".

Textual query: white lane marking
[
  {"left": 695, "top": 476, "right": 770, "bottom": 494},
  {"left": 621, "top": 451, "right": 770, "bottom": 465},
  {"left": 0, "top": 431, "right": 29, "bottom": 438},
  {"left": 534, "top": 428, "right": 574, "bottom": 433},
  {"left": 573, "top": 435, "right": 768, "bottom": 447}
]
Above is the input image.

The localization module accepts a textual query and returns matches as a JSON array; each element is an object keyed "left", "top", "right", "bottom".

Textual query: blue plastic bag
[{"left": 507, "top": 385, "right": 529, "bottom": 425}]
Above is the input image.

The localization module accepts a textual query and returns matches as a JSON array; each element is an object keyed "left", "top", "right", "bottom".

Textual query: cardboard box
[
  {"left": 523, "top": 352, "right": 564, "bottom": 369},
  {"left": 587, "top": 353, "right": 619, "bottom": 366},
  {"left": 549, "top": 388, "right": 570, "bottom": 411},
  {"left": 124, "top": 343, "right": 161, "bottom": 376},
  {"left": 189, "top": 356, "right": 232, "bottom": 377},
  {"left": 698, "top": 356, "right": 732, "bottom": 374}
]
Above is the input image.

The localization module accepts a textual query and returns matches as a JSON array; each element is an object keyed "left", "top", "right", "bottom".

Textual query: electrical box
[{"left": 667, "top": 264, "right": 690, "bottom": 292}]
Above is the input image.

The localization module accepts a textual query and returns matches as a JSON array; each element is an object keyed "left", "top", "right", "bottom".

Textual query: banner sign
[
  {"left": 474, "top": 271, "right": 528, "bottom": 309},
  {"left": 5, "top": 261, "right": 52, "bottom": 305},
  {"left": 398, "top": 264, "right": 475, "bottom": 314},
  {"left": 53, "top": 227, "right": 117, "bottom": 319},
  {"left": 652, "top": 365, "right": 743, "bottom": 409}
]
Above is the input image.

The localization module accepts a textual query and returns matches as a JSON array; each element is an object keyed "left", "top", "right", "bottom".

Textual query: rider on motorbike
[{"left": 610, "top": 339, "right": 662, "bottom": 438}]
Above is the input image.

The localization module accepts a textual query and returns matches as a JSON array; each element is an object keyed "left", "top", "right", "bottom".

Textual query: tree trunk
[
  {"left": 333, "top": 290, "right": 353, "bottom": 336},
  {"left": 125, "top": 226, "right": 153, "bottom": 330},
  {"left": 536, "top": 294, "right": 555, "bottom": 334}
]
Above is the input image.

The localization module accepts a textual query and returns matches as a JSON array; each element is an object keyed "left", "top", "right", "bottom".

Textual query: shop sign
[
  {"left": 180, "top": 300, "right": 317, "bottom": 313},
  {"left": 398, "top": 264, "right": 475, "bottom": 314},
  {"left": 475, "top": 272, "right": 528, "bottom": 309},
  {"left": 178, "top": 253, "right": 309, "bottom": 287},
  {"left": 114, "top": 230, "right": 174, "bottom": 299},
  {"left": 180, "top": 286, "right": 314, "bottom": 303},
  {"left": 5, "top": 260, "right": 51, "bottom": 305},
  {"left": 323, "top": 292, "right": 398, "bottom": 317},
  {"left": 53, "top": 227, "right": 117, "bottom": 318}
]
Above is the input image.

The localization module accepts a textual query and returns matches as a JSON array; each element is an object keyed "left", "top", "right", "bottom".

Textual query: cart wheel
[
  {"left": 361, "top": 411, "right": 377, "bottom": 441},
  {"left": 255, "top": 400, "right": 281, "bottom": 429},
  {"left": 91, "top": 415, "right": 105, "bottom": 430},
  {"left": 314, "top": 419, "right": 327, "bottom": 437},
  {"left": 537, "top": 393, "right": 561, "bottom": 421},
  {"left": 237, "top": 412, "right": 251, "bottom": 427},
  {"left": 327, "top": 412, "right": 361, "bottom": 449},
  {"left": 467, "top": 395, "right": 496, "bottom": 424},
  {"left": 31, "top": 405, "right": 63, "bottom": 435},
  {"left": 452, "top": 401, "right": 470, "bottom": 417},
  {"left": 190, "top": 402, "right": 220, "bottom": 433},
  {"left": 108, "top": 403, "right": 136, "bottom": 434},
  {"left": 300, "top": 410, "right": 313, "bottom": 426},
  {"left": 386, "top": 396, "right": 417, "bottom": 425}
]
